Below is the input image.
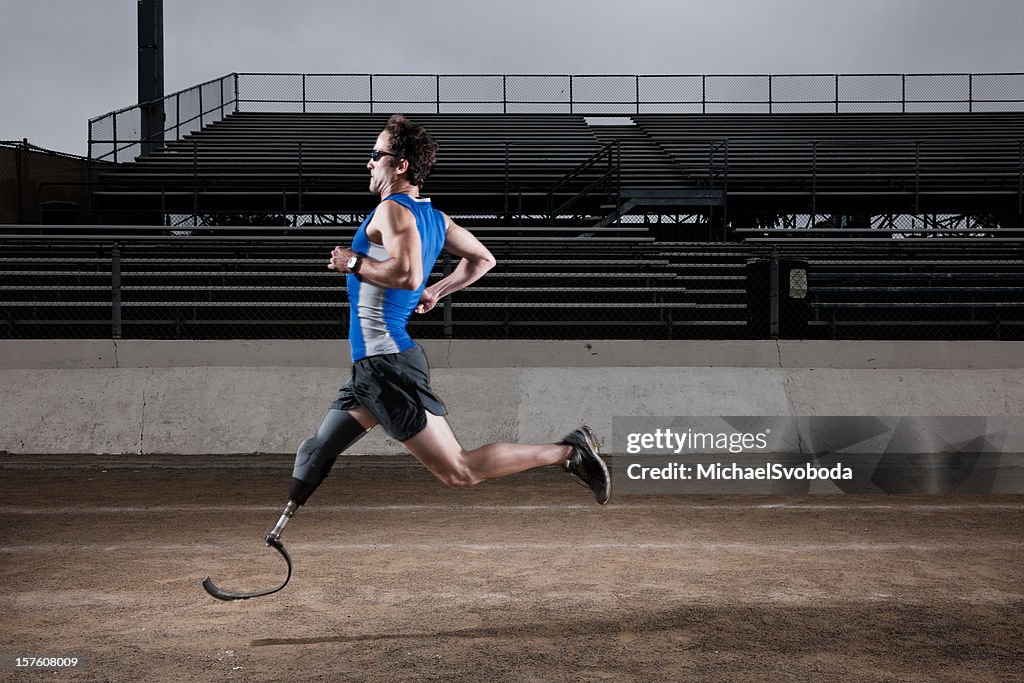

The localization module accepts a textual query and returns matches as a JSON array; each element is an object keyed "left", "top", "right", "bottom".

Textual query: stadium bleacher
[
  {"left": 789, "top": 243, "right": 1024, "bottom": 338},
  {"left": 85, "top": 110, "right": 1024, "bottom": 228},
  {"left": 91, "top": 113, "right": 610, "bottom": 220},
  {"left": 633, "top": 112, "right": 1024, "bottom": 217},
  {"left": 6, "top": 234, "right": 1020, "bottom": 340},
  {"left": 4, "top": 73, "right": 1024, "bottom": 341}
]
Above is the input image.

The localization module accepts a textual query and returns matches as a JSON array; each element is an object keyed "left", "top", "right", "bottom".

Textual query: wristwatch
[{"left": 346, "top": 255, "right": 362, "bottom": 273}]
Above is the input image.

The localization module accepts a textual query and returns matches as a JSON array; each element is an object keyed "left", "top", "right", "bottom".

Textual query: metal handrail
[
  {"left": 545, "top": 141, "right": 621, "bottom": 222},
  {"left": 88, "top": 74, "right": 239, "bottom": 162}
]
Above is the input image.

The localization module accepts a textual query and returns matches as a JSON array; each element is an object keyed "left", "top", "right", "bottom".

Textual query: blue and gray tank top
[{"left": 346, "top": 193, "right": 447, "bottom": 362}]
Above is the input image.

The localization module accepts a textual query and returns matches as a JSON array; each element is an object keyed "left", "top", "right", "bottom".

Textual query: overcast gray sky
[{"left": 1, "top": 0, "right": 1021, "bottom": 156}]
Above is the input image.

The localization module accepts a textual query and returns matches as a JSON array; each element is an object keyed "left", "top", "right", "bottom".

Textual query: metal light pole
[{"left": 138, "top": 0, "right": 165, "bottom": 156}]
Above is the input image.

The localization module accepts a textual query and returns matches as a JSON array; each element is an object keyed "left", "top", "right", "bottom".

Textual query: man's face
[{"left": 367, "top": 131, "right": 396, "bottom": 195}]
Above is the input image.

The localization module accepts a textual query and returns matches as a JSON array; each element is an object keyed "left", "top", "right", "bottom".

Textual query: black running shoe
[{"left": 562, "top": 425, "right": 611, "bottom": 505}]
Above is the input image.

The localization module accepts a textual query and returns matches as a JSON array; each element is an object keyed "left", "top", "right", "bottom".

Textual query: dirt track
[{"left": 2, "top": 458, "right": 1022, "bottom": 682}]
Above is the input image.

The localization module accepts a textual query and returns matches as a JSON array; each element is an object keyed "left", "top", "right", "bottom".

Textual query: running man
[{"left": 286, "top": 114, "right": 609, "bottom": 511}]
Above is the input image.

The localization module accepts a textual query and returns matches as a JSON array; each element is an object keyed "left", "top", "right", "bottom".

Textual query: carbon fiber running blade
[{"left": 202, "top": 537, "right": 293, "bottom": 601}]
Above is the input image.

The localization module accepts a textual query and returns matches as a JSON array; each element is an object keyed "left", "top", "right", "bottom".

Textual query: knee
[
  {"left": 296, "top": 435, "right": 319, "bottom": 460},
  {"left": 293, "top": 436, "right": 329, "bottom": 478},
  {"left": 434, "top": 461, "right": 480, "bottom": 489}
]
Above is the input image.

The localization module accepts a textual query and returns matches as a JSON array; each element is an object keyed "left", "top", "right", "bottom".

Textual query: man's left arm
[{"left": 327, "top": 201, "right": 423, "bottom": 290}]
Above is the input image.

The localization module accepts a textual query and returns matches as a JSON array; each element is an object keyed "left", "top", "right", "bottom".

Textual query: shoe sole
[{"left": 580, "top": 425, "right": 611, "bottom": 505}]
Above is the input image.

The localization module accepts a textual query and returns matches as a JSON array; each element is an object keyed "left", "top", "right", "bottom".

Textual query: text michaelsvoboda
[{"left": 627, "top": 462, "right": 854, "bottom": 480}]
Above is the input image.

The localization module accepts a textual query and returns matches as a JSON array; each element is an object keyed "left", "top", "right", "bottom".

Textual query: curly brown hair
[{"left": 383, "top": 114, "right": 438, "bottom": 187}]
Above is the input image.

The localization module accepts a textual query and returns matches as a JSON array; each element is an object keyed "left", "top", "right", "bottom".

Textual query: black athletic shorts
[{"left": 331, "top": 344, "right": 448, "bottom": 441}]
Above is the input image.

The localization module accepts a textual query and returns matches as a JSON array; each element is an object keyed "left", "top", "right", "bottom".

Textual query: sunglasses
[{"left": 369, "top": 149, "right": 399, "bottom": 161}]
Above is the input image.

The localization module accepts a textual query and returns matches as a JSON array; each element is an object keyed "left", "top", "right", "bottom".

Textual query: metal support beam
[
  {"left": 111, "top": 244, "right": 122, "bottom": 339},
  {"left": 15, "top": 140, "right": 24, "bottom": 223},
  {"left": 769, "top": 247, "right": 780, "bottom": 339},
  {"left": 442, "top": 253, "right": 453, "bottom": 338}
]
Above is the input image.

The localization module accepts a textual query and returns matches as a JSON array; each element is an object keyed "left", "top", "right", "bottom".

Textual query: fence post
[
  {"left": 722, "top": 139, "right": 729, "bottom": 241},
  {"left": 615, "top": 140, "right": 622, "bottom": 215},
  {"left": 436, "top": 74, "right": 440, "bottom": 114},
  {"left": 1017, "top": 140, "right": 1022, "bottom": 217},
  {"left": 902, "top": 74, "right": 906, "bottom": 113},
  {"left": 15, "top": 140, "right": 24, "bottom": 223},
  {"left": 199, "top": 84, "right": 204, "bottom": 127},
  {"left": 369, "top": 74, "right": 374, "bottom": 114},
  {"left": 811, "top": 141, "right": 817, "bottom": 220},
  {"left": 503, "top": 141, "right": 510, "bottom": 222},
  {"left": 442, "top": 253, "right": 453, "bottom": 338},
  {"left": 702, "top": 75, "right": 706, "bottom": 114},
  {"left": 233, "top": 73, "right": 240, "bottom": 113},
  {"left": 112, "top": 114, "right": 118, "bottom": 163},
  {"left": 86, "top": 155, "right": 94, "bottom": 219},
  {"left": 969, "top": 73, "right": 973, "bottom": 113},
  {"left": 111, "top": 244, "right": 122, "bottom": 339},
  {"left": 503, "top": 75, "right": 507, "bottom": 114},
  {"left": 834, "top": 74, "right": 839, "bottom": 113},
  {"left": 192, "top": 139, "right": 198, "bottom": 225},
  {"left": 569, "top": 75, "right": 573, "bottom": 114},
  {"left": 914, "top": 141, "right": 921, "bottom": 215},
  {"left": 708, "top": 142, "right": 713, "bottom": 190},
  {"left": 302, "top": 74, "right": 307, "bottom": 114},
  {"left": 769, "top": 246, "right": 780, "bottom": 339},
  {"left": 768, "top": 74, "right": 773, "bottom": 114},
  {"left": 635, "top": 75, "right": 640, "bottom": 114}
]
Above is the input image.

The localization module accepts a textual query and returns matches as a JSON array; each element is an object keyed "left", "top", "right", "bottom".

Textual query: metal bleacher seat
[
  {"left": 5, "top": 231, "right": 1022, "bottom": 340},
  {"left": 1, "top": 233, "right": 706, "bottom": 340},
  {"left": 767, "top": 243, "right": 1024, "bottom": 338},
  {"left": 92, "top": 113, "right": 607, "bottom": 219},
  {"left": 631, "top": 112, "right": 1024, "bottom": 216}
]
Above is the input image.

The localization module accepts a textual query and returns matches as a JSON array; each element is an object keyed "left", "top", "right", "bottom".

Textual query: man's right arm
[{"left": 415, "top": 216, "right": 496, "bottom": 314}]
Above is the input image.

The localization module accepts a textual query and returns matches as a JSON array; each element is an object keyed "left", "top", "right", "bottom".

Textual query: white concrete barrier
[{"left": 1, "top": 340, "right": 1022, "bottom": 455}]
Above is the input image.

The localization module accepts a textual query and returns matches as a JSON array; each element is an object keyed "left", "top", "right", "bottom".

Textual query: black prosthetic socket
[{"left": 289, "top": 409, "right": 368, "bottom": 505}]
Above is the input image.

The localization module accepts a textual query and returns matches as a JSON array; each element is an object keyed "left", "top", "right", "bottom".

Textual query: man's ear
[{"left": 395, "top": 157, "right": 410, "bottom": 177}]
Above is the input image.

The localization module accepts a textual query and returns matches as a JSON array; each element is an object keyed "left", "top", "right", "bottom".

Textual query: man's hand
[
  {"left": 328, "top": 246, "right": 358, "bottom": 273},
  {"left": 415, "top": 287, "right": 440, "bottom": 314}
]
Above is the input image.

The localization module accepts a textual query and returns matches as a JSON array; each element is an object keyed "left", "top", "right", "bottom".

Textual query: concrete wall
[{"left": 1, "top": 340, "right": 1022, "bottom": 456}]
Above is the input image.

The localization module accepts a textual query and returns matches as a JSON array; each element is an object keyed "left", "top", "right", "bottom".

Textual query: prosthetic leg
[
  {"left": 203, "top": 410, "right": 368, "bottom": 600},
  {"left": 288, "top": 409, "right": 369, "bottom": 506}
]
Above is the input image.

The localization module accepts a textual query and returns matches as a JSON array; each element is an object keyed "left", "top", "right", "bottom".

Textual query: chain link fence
[
  {"left": 0, "top": 140, "right": 102, "bottom": 225},
  {"left": 89, "top": 74, "right": 236, "bottom": 161},
  {"left": 241, "top": 72, "right": 1024, "bottom": 114},
  {"left": 750, "top": 242, "right": 1024, "bottom": 341},
  {"left": 0, "top": 239, "right": 732, "bottom": 340},
  {"left": 3, "top": 237, "right": 1021, "bottom": 341},
  {"left": 87, "top": 72, "right": 1024, "bottom": 159}
]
